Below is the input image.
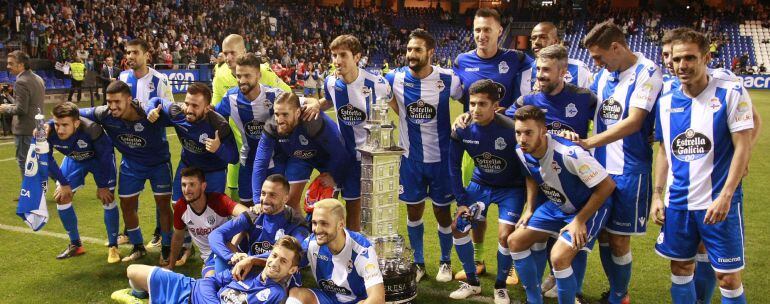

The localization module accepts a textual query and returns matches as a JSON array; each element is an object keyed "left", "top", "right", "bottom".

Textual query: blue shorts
[
  {"left": 148, "top": 267, "right": 194, "bottom": 304},
  {"left": 311, "top": 288, "right": 357, "bottom": 304},
  {"left": 285, "top": 158, "right": 326, "bottom": 184},
  {"left": 118, "top": 158, "right": 172, "bottom": 197},
  {"left": 465, "top": 181, "right": 525, "bottom": 226},
  {"left": 655, "top": 199, "right": 745, "bottom": 273},
  {"left": 201, "top": 253, "right": 217, "bottom": 277},
  {"left": 526, "top": 202, "right": 611, "bottom": 251},
  {"left": 172, "top": 162, "right": 227, "bottom": 201},
  {"left": 340, "top": 161, "right": 361, "bottom": 200},
  {"left": 399, "top": 156, "right": 454, "bottom": 206},
  {"left": 60, "top": 156, "right": 116, "bottom": 191},
  {"left": 604, "top": 173, "right": 652, "bottom": 235}
]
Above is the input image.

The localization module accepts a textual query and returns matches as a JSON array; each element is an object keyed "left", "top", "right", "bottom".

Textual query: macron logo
[
  {"left": 718, "top": 257, "right": 741, "bottom": 263},
  {"left": 465, "top": 67, "right": 480, "bottom": 72}
]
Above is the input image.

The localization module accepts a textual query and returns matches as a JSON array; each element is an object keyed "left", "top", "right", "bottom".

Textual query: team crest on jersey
[
  {"left": 338, "top": 104, "right": 367, "bottom": 126},
  {"left": 627, "top": 73, "right": 636, "bottom": 85},
  {"left": 75, "top": 139, "right": 87, "bottom": 149},
  {"left": 134, "top": 123, "right": 144, "bottom": 132},
  {"left": 274, "top": 229, "right": 285, "bottom": 241},
  {"left": 599, "top": 97, "right": 623, "bottom": 125},
  {"left": 672, "top": 129, "right": 712, "bottom": 162},
  {"left": 498, "top": 61, "right": 509, "bottom": 74},
  {"left": 565, "top": 103, "right": 578, "bottom": 118},
  {"left": 362, "top": 86, "right": 372, "bottom": 97},
  {"left": 299, "top": 135, "right": 309, "bottom": 145},
  {"left": 495, "top": 137, "right": 507, "bottom": 150},
  {"left": 256, "top": 289, "right": 271, "bottom": 301},
  {"left": 147, "top": 81, "right": 155, "bottom": 93},
  {"left": 436, "top": 80, "right": 445, "bottom": 91},
  {"left": 473, "top": 152, "right": 507, "bottom": 174},
  {"left": 198, "top": 133, "right": 209, "bottom": 144},
  {"left": 219, "top": 288, "right": 248, "bottom": 304},
  {"left": 539, "top": 183, "right": 567, "bottom": 205},
  {"left": 347, "top": 259, "right": 354, "bottom": 273},
  {"left": 319, "top": 280, "right": 352, "bottom": 295},
  {"left": 264, "top": 100, "right": 273, "bottom": 109},
  {"left": 251, "top": 241, "right": 273, "bottom": 255},
  {"left": 551, "top": 161, "right": 561, "bottom": 174},
  {"left": 117, "top": 134, "right": 147, "bottom": 148},
  {"left": 547, "top": 121, "right": 575, "bottom": 135},
  {"left": 564, "top": 72, "right": 574, "bottom": 83},
  {"left": 206, "top": 215, "right": 216, "bottom": 225},
  {"left": 405, "top": 99, "right": 437, "bottom": 124},
  {"left": 245, "top": 121, "right": 266, "bottom": 138},
  {"left": 708, "top": 98, "right": 722, "bottom": 112}
]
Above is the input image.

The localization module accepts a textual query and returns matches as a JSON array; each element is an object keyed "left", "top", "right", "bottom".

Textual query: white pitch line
[
  {"left": 0, "top": 157, "right": 16, "bottom": 162},
  {"left": 0, "top": 223, "right": 106, "bottom": 245},
  {"left": 0, "top": 141, "right": 15, "bottom": 146}
]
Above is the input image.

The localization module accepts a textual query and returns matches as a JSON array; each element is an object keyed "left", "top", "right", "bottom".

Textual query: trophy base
[{"left": 383, "top": 262, "right": 418, "bottom": 304}]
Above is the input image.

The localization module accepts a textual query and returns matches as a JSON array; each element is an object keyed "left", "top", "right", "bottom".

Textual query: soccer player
[
  {"left": 508, "top": 105, "right": 616, "bottom": 304},
  {"left": 651, "top": 29, "right": 753, "bottom": 304},
  {"left": 45, "top": 102, "right": 120, "bottom": 262},
  {"left": 313, "top": 34, "right": 392, "bottom": 231},
  {"left": 518, "top": 22, "right": 592, "bottom": 96},
  {"left": 513, "top": 44, "right": 597, "bottom": 301},
  {"left": 251, "top": 92, "right": 350, "bottom": 212},
  {"left": 165, "top": 167, "right": 247, "bottom": 277},
  {"left": 452, "top": 8, "right": 533, "bottom": 280},
  {"left": 568, "top": 21, "right": 664, "bottom": 304},
  {"left": 111, "top": 236, "right": 302, "bottom": 304},
  {"left": 286, "top": 199, "right": 385, "bottom": 304},
  {"left": 386, "top": 29, "right": 463, "bottom": 282},
  {"left": 214, "top": 53, "right": 288, "bottom": 206},
  {"left": 212, "top": 34, "right": 292, "bottom": 202},
  {"left": 81, "top": 80, "right": 175, "bottom": 263},
  {"left": 119, "top": 38, "right": 175, "bottom": 249},
  {"left": 447, "top": 80, "right": 531, "bottom": 302},
  {"left": 209, "top": 174, "right": 309, "bottom": 273}
]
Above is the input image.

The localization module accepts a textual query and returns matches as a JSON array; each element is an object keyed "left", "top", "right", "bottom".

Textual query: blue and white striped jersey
[
  {"left": 301, "top": 230, "right": 383, "bottom": 304},
  {"left": 591, "top": 52, "right": 663, "bottom": 175},
  {"left": 324, "top": 68, "right": 392, "bottom": 160},
  {"left": 118, "top": 68, "right": 174, "bottom": 103},
  {"left": 517, "top": 134, "right": 609, "bottom": 214},
  {"left": 386, "top": 66, "right": 463, "bottom": 163},
  {"left": 214, "top": 85, "right": 285, "bottom": 160},
  {"left": 520, "top": 58, "right": 593, "bottom": 96},
  {"left": 655, "top": 77, "right": 754, "bottom": 210}
]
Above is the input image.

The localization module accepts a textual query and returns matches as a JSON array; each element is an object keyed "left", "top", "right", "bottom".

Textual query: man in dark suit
[
  {"left": 0, "top": 50, "right": 45, "bottom": 176},
  {"left": 97, "top": 55, "right": 119, "bottom": 105}
]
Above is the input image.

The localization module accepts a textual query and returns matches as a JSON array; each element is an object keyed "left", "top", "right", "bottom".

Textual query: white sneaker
[
  {"left": 436, "top": 263, "right": 453, "bottom": 282},
  {"left": 449, "top": 282, "right": 481, "bottom": 299},
  {"left": 415, "top": 264, "right": 426, "bottom": 283},
  {"left": 494, "top": 288, "right": 511, "bottom": 304},
  {"left": 543, "top": 283, "right": 558, "bottom": 298}
]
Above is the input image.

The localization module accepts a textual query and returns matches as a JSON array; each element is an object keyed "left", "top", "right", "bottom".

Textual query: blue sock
[
  {"left": 126, "top": 227, "right": 144, "bottom": 245},
  {"left": 454, "top": 235, "right": 478, "bottom": 284},
  {"left": 407, "top": 219, "right": 425, "bottom": 264},
  {"left": 695, "top": 254, "right": 716, "bottom": 304},
  {"left": 128, "top": 279, "right": 148, "bottom": 299},
  {"left": 103, "top": 202, "right": 120, "bottom": 247},
  {"left": 572, "top": 250, "right": 588, "bottom": 294},
  {"left": 161, "top": 230, "right": 172, "bottom": 246},
  {"left": 57, "top": 203, "right": 80, "bottom": 245},
  {"left": 437, "top": 224, "right": 452, "bottom": 263},
  {"left": 511, "top": 249, "right": 543, "bottom": 304},
  {"left": 496, "top": 243, "right": 512, "bottom": 285},
  {"left": 670, "top": 274, "right": 696, "bottom": 304},
  {"left": 610, "top": 252, "right": 632, "bottom": 302},
  {"left": 599, "top": 243, "right": 616, "bottom": 291},
  {"left": 531, "top": 242, "right": 548, "bottom": 285},
  {"left": 720, "top": 285, "right": 746, "bottom": 304},
  {"left": 554, "top": 267, "right": 577, "bottom": 304}
]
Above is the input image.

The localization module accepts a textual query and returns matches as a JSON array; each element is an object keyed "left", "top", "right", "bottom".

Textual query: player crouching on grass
[{"left": 111, "top": 236, "right": 301, "bottom": 304}]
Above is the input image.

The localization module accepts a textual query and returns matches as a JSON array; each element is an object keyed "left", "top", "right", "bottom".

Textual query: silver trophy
[{"left": 359, "top": 95, "right": 417, "bottom": 303}]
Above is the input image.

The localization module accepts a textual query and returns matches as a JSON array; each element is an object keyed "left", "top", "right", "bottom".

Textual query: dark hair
[
  {"left": 186, "top": 83, "right": 212, "bottom": 104},
  {"left": 661, "top": 27, "right": 691, "bottom": 46},
  {"left": 235, "top": 52, "right": 262, "bottom": 70},
  {"left": 409, "top": 28, "right": 436, "bottom": 50},
  {"left": 275, "top": 236, "right": 302, "bottom": 267},
  {"left": 537, "top": 44, "right": 568, "bottom": 68},
  {"left": 264, "top": 174, "right": 290, "bottom": 194},
  {"left": 126, "top": 39, "right": 150, "bottom": 52},
  {"left": 180, "top": 166, "right": 206, "bottom": 182},
  {"left": 669, "top": 28, "right": 710, "bottom": 55},
  {"left": 8, "top": 50, "right": 30, "bottom": 70},
  {"left": 582, "top": 21, "right": 627, "bottom": 49},
  {"left": 330, "top": 35, "right": 363, "bottom": 56},
  {"left": 475, "top": 8, "right": 501, "bottom": 25},
  {"left": 468, "top": 79, "right": 501, "bottom": 103},
  {"left": 274, "top": 92, "right": 301, "bottom": 109},
  {"left": 52, "top": 102, "right": 80, "bottom": 119},
  {"left": 513, "top": 105, "right": 546, "bottom": 124},
  {"left": 105, "top": 80, "right": 131, "bottom": 96}
]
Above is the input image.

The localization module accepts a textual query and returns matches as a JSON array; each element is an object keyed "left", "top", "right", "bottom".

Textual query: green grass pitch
[{"left": 0, "top": 90, "right": 768, "bottom": 303}]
